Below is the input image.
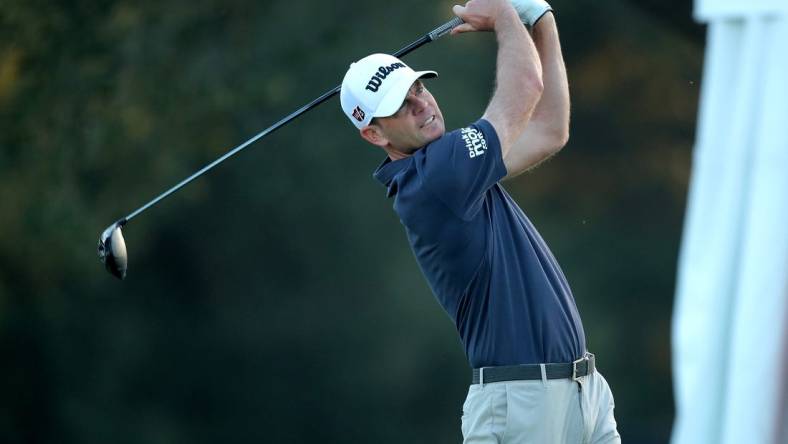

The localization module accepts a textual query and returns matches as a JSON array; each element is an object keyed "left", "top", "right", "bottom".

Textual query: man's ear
[{"left": 360, "top": 124, "right": 388, "bottom": 148}]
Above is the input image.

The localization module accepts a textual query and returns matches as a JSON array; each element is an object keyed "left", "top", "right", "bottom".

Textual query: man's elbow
[
  {"left": 555, "top": 127, "right": 569, "bottom": 151},
  {"left": 543, "top": 126, "right": 569, "bottom": 156}
]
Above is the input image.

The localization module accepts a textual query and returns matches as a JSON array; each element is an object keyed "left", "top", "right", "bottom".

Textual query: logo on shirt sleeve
[{"left": 461, "top": 127, "right": 488, "bottom": 158}]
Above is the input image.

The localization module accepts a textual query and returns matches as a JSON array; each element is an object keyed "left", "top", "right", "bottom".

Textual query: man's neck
[{"left": 383, "top": 145, "right": 419, "bottom": 161}]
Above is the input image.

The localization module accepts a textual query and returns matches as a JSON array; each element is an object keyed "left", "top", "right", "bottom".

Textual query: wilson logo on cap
[
  {"left": 352, "top": 106, "right": 366, "bottom": 122},
  {"left": 365, "top": 63, "right": 407, "bottom": 93}
]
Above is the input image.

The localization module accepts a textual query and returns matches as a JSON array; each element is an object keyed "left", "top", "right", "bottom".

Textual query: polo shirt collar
[{"left": 373, "top": 156, "right": 411, "bottom": 197}]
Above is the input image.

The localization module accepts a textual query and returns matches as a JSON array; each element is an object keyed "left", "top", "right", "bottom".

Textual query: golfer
[{"left": 340, "top": 0, "right": 620, "bottom": 442}]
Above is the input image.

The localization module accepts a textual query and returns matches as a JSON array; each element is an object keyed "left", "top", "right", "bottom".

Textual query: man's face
[{"left": 371, "top": 80, "right": 445, "bottom": 154}]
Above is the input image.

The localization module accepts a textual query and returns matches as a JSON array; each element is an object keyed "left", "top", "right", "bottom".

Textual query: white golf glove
[{"left": 510, "top": 0, "right": 553, "bottom": 28}]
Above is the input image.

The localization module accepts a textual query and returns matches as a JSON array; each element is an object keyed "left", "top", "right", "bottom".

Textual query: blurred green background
[{"left": 0, "top": 0, "right": 702, "bottom": 442}]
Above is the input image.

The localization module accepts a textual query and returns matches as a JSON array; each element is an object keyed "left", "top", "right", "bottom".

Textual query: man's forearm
[
  {"left": 500, "top": 12, "right": 569, "bottom": 179},
  {"left": 485, "top": 8, "right": 544, "bottom": 151},
  {"left": 529, "top": 13, "right": 570, "bottom": 141}
]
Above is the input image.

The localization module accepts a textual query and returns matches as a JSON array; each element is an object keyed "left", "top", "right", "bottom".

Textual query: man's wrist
[
  {"left": 532, "top": 9, "right": 553, "bottom": 27},
  {"left": 494, "top": 6, "right": 527, "bottom": 34},
  {"left": 531, "top": 9, "right": 554, "bottom": 31}
]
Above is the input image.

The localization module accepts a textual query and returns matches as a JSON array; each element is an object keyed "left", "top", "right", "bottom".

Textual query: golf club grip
[{"left": 428, "top": 17, "right": 464, "bottom": 41}]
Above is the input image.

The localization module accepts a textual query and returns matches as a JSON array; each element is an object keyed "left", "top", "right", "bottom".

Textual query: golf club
[{"left": 97, "top": 16, "right": 463, "bottom": 280}]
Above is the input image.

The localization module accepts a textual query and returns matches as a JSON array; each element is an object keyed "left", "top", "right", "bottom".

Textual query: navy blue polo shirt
[{"left": 373, "top": 119, "right": 586, "bottom": 368}]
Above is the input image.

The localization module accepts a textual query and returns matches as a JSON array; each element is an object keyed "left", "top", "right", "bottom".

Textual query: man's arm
[
  {"left": 503, "top": 12, "right": 570, "bottom": 179},
  {"left": 452, "top": 0, "right": 544, "bottom": 159}
]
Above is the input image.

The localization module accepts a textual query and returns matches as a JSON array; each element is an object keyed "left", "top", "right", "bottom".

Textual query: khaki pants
[{"left": 460, "top": 371, "right": 620, "bottom": 443}]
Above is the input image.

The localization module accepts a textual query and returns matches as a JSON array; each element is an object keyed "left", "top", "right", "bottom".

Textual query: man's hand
[
  {"left": 450, "top": 0, "right": 520, "bottom": 34},
  {"left": 452, "top": 0, "right": 553, "bottom": 34},
  {"left": 511, "top": 0, "right": 553, "bottom": 28}
]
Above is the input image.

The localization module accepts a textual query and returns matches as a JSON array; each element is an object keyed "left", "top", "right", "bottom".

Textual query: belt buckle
[{"left": 571, "top": 355, "right": 588, "bottom": 382}]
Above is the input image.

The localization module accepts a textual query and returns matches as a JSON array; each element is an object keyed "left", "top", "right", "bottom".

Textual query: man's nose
[{"left": 408, "top": 95, "right": 428, "bottom": 114}]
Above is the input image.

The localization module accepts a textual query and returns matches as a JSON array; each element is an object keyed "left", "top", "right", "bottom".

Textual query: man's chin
[
  {"left": 423, "top": 124, "right": 446, "bottom": 143},
  {"left": 426, "top": 134, "right": 443, "bottom": 144}
]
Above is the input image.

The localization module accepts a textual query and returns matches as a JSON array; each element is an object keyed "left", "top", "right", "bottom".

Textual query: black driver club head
[{"left": 98, "top": 220, "right": 128, "bottom": 280}]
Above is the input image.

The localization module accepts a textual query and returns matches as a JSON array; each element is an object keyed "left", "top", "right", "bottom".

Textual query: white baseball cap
[{"left": 340, "top": 53, "right": 437, "bottom": 129}]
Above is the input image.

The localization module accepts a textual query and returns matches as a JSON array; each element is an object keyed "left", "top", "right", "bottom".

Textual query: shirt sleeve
[{"left": 417, "top": 119, "right": 507, "bottom": 220}]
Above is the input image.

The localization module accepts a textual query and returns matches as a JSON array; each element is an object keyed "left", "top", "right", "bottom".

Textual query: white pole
[{"left": 673, "top": 2, "right": 788, "bottom": 443}]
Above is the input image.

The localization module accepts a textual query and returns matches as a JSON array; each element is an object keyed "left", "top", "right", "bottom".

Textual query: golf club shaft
[{"left": 122, "top": 16, "right": 463, "bottom": 224}]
